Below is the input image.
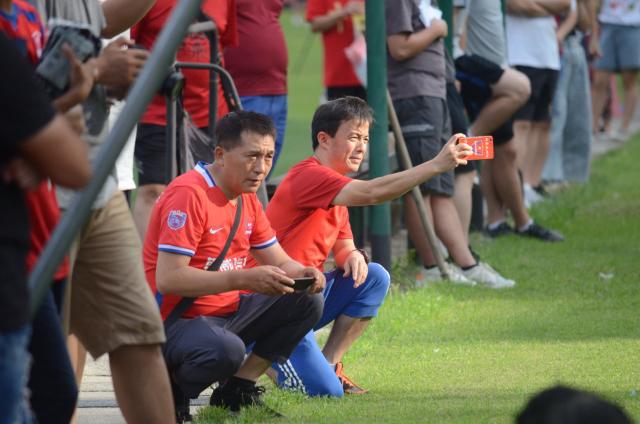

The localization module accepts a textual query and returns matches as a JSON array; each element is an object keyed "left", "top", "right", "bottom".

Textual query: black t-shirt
[{"left": 0, "top": 32, "right": 56, "bottom": 332}]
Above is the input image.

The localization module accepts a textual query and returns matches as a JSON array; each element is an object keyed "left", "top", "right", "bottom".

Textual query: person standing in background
[
  {"left": 224, "top": 0, "right": 288, "bottom": 178},
  {"left": 590, "top": 0, "right": 640, "bottom": 142},
  {"left": 132, "top": 0, "right": 238, "bottom": 239},
  {"left": 307, "top": 0, "right": 366, "bottom": 100}
]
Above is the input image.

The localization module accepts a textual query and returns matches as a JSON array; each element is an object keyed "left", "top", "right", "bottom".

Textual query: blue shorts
[
  {"left": 596, "top": 23, "right": 640, "bottom": 71},
  {"left": 272, "top": 263, "right": 390, "bottom": 397}
]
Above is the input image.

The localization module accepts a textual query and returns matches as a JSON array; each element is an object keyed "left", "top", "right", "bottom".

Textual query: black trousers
[
  {"left": 28, "top": 288, "right": 78, "bottom": 424},
  {"left": 164, "top": 292, "right": 323, "bottom": 398}
]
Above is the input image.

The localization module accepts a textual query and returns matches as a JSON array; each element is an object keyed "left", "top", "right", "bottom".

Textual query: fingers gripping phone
[
  {"left": 292, "top": 277, "right": 315, "bottom": 291},
  {"left": 458, "top": 136, "right": 494, "bottom": 160}
]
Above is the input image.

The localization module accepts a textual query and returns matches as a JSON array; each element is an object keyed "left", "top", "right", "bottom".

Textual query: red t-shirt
[
  {"left": 0, "top": 3, "right": 69, "bottom": 281},
  {"left": 306, "top": 0, "right": 361, "bottom": 88},
  {"left": 25, "top": 182, "right": 69, "bottom": 280},
  {"left": 132, "top": 0, "right": 238, "bottom": 128},
  {"left": 0, "top": 0, "right": 45, "bottom": 64},
  {"left": 264, "top": 157, "right": 353, "bottom": 270},
  {"left": 144, "top": 162, "right": 277, "bottom": 319},
  {"left": 223, "top": 0, "right": 287, "bottom": 96}
]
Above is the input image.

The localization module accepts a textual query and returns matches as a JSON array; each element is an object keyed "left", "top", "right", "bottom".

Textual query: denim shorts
[{"left": 596, "top": 23, "right": 640, "bottom": 71}]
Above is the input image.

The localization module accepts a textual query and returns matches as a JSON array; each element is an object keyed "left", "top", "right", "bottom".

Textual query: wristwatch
[{"left": 354, "top": 248, "right": 370, "bottom": 264}]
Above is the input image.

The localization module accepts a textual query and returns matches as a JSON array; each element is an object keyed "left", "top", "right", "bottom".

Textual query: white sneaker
[
  {"left": 418, "top": 264, "right": 477, "bottom": 286},
  {"left": 523, "top": 184, "right": 543, "bottom": 208},
  {"left": 444, "top": 263, "right": 477, "bottom": 286},
  {"left": 609, "top": 128, "right": 629, "bottom": 143},
  {"left": 462, "top": 262, "right": 516, "bottom": 289}
]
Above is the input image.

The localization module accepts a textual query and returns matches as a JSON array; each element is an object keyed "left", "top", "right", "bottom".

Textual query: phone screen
[{"left": 292, "top": 277, "right": 315, "bottom": 291}]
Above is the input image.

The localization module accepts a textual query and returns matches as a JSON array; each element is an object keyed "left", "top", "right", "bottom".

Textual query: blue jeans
[
  {"left": 0, "top": 325, "right": 33, "bottom": 424},
  {"left": 240, "top": 95, "right": 287, "bottom": 178},
  {"left": 273, "top": 263, "right": 391, "bottom": 397},
  {"left": 543, "top": 35, "right": 592, "bottom": 183}
]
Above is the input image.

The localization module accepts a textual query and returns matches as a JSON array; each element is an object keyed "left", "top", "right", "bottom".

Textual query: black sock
[
  {"left": 225, "top": 376, "right": 255, "bottom": 390},
  {"left": 424, "top": 264, "right": 437, "bottom": 270},
  {"left": 461, "top": 263, "right": 477, "bottom": 271}
]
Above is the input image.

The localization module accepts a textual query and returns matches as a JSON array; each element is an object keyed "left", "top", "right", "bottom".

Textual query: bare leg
[
  {"left": 322, "top": 315, "right": 372, "bottom": 364},
  {"left": 481, "top": 159, "right": 505, "bottom": 225},
  {"left": 403, "top": 194, "right": 436, "bottom": 266},
  {"left": 528, "top": 121, "right": 552, "bottom": 188},
  {"left": 109, "top": 344, "right": 174, "bottom": 424},
  {"left": 430, "top": 195, "right": 476, "bottom": 268},
  {"left": 234, "top": 354, "right": 272, "bottom": 382},
  {"left": 591, "top": 70, "right": 612, "bottom": 134},
  {"left": 513, "top": 120, "right": 532, "bottom": 176},
  {"left": 621, "top": 70, "right": 639, "bottom": 131},
  {"left": 453, "top": 171, "right": 476, "bottom": 243},
  {"left": 490, "top": 140, "right": 530, "bottom": 228},
  {"left": 470, "top": 68, "right": 531, "bottom": 135},
  {"left": 133, "top": 184, "right": 165, "bottom": 240}
]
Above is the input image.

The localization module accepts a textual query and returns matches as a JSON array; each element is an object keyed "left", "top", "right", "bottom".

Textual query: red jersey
[
  {"left": 223, "top": 0, "right": 287, "bottom": 96},
  {"left": 307, "top": 0, "right": 361, "bottom": 87},
  {"left": 0, "top": 0, "right": 45, "bottom": 64},
  {"left": 25, "top": 182, "right": 69, "bottom": 280},
  {"left": 264, "top": 157, "right": 353, "bottom": 270},
  {"left": 144, "top": 162, "right": 277, "bottom": 319},
  {"left": 132, "top": 0, "right": 238, "bottom": 128}
]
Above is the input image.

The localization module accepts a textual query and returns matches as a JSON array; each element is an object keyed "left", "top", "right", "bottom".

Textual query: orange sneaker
[{"left": 335, "top": 362, "right": 368, "bottom": 395}]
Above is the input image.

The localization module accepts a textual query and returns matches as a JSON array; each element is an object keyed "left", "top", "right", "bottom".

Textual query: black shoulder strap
[{"left": 164, "top": 196, "right": 243, "bottom": 329}]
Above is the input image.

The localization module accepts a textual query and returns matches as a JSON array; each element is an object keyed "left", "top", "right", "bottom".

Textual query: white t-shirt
[
  {"left": 599, "top": 0, "right": 640, "bottom": 26},
  {"left": 506, "top": 15, "right": 560, "bottom": 70}
]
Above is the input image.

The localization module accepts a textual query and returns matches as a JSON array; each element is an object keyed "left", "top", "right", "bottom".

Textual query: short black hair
[
  {"left": 311, "top": 96, "right": 374, "bottom": 150},
  {"left": 215, "top": 110, "right": 276, "bottom": 150},
  {"left": 517, "top": 385, "right": 632, "bottom": 424}
]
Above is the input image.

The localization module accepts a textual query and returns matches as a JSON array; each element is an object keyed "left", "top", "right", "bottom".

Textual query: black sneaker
[
  {"left": 485, "top": 222, "right": 514, "bottom": 238},
  {"left": 517, "top": 222, "right": 564, "bottom": 242},
  {"left": 209, "top": 383, "right": 283, "bottom": 417}
]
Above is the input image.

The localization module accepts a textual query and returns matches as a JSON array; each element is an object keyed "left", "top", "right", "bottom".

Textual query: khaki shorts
[{"left": 67, "top": 191, "right": 165, "bottom": 359}]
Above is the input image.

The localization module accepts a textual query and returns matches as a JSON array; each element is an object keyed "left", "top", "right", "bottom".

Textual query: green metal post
[
  {"left": 441, "top": 0, "right": 453, "bottom": 55},
  {"left": 366, "top": 0, "right": 391, "bottom": 270}
]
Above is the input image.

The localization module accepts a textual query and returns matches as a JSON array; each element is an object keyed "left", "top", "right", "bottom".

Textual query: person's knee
[
  {"left": 497, "top": 68, "right": 531, "bottom": 105},
  {"left": 217, "top": 332, "right": 246, "bottom": 372},
  {"left": 367, "top": 263, "right": 391, "bottom": 294},
  {"left": 310, "top": 377, "right": 344, "bottom": 398},
  {"left": 496, "top": 141, "right": 517, "bottom": 163},
  {"left": 296, "top": 292, "right": 324, "bottom": 327}
]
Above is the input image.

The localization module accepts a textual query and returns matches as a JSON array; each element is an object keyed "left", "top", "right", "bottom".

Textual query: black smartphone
[{"left": 292, "top": 277, "right": 315, "bottom": 291}]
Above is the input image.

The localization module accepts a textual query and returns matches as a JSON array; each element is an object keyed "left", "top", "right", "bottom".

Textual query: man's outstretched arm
[{"left": 332, "top": 133, "right": 471, "bottom": 207}]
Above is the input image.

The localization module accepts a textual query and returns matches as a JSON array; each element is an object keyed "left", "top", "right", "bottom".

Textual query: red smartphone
[
  {"left": 292, "top": 277, "right": 315, "bottom": 291},
  {"left": 458, "top": 136, "right": 494, "bottom": 160}
]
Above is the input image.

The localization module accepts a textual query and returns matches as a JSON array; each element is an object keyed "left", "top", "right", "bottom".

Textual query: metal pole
[
  {"left": 386, "top": 91, "right": 450, "bottom": 279},
  {"left": 366, "top": 0, "right": 391, "bottom": 270},
  {"left": 28, "top": 0, "right": 204, "bottom": 318},
  {"left": 441, "top": 0, "right": 453, "bottom": 55}
]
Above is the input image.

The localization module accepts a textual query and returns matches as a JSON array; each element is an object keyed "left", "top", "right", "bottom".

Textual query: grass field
[{"left": 195, "top": 135, "right": 640, "bottom": 423}]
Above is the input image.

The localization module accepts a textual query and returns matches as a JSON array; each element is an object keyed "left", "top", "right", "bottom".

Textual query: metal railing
[{"left": 28, "top": 0, "right": 205, "bottom": 317}]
